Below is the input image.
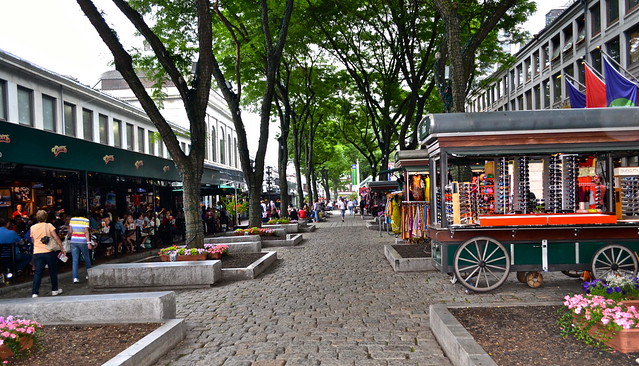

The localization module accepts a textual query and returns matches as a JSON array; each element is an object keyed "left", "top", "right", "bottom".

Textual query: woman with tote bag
[{"left": 30, "top": 210, "right": 65, "bottom": 298}]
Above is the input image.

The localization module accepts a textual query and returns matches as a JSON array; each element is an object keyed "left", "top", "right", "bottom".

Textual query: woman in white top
[{"left": 30, "top": 210, "right": 65, "bottom": 297}]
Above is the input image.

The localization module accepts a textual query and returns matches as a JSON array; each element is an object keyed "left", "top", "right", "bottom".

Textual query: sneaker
[
  {"left": 31, "top": 294, "right": 38, "bottom": 298},
  {"left": 51, "top": 289, "right": 63, "bottom": 296},
  {"left": 86, "top": 276, "right": 89, "bottom": 280},
  {"left": 73, "top": 278, "right": 79, "bottom": 283}
]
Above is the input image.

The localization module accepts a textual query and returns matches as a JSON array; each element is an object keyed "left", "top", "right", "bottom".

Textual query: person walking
[
  {"left": 69, "top": 208, "right": 92, "bottom": 284},
  {"left": 30, "top": 210, "right": 65, "bottom": 297},
  {"left": 336, "top": 198, "right": 347, "bottom": 222}
]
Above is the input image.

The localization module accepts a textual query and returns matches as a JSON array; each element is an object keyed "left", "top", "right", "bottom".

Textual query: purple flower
[{"left": 606, "top": 288, "right": 614, "bottom": 294}]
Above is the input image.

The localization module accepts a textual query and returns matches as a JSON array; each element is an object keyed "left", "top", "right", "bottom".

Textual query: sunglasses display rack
[
  {"left": 495, "top": 157, "right": 511, "bottom": 214},
  {"left": 459, "top": 182, "right": 479, "bottom": 224},
  {"left": 545, "top": 155, "right": 563, "bottom": 213},
  {"left": 615, "top": 168, "right": 639, "bottom": 219},
  {"left": 513, "top": 156, "right": 531, "bottom": 213},
  {"left": 561, "top": 155, "right": 578, "bottom": 212},
  {"left": 478, "top": 174, "right": 495, "bottom": 215}
]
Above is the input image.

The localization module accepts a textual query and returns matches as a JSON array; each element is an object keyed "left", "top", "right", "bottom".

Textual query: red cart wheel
[{"left": 453, "top": 236, "right": 510, "bottom": 292}]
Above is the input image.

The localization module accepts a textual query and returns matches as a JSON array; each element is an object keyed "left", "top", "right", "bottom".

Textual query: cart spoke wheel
[
  {"left": 525, "top": 271, "right": 543, "bottom": 288},
  {"left": 453, "top": 237, "right": 510, "bottom": 293},
  {"left": 516, "top": 271, "right": 527, "bottom": 283},
  {"left": 561, "top": 270, "right": 583, "bottom": 278},
  {"left": 591, "top": 244, "right": 638, "bottom": 279}
]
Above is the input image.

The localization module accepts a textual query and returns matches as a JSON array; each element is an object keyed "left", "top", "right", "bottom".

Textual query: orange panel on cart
[{"left": 479, "top": 213, "right": 617, "bottom": 227}]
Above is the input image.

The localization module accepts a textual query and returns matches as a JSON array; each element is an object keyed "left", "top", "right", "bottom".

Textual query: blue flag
[
  {"left": 603, "top": 56, "right": 638, "bottom": 107},
  {"left": 565, "top": 78, "right": 586, "bottom": 108}
]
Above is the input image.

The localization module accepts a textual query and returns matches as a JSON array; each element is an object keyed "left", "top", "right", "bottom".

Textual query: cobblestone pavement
[{"left": 150, "top": 211, "right": 582, "bottom": 366}]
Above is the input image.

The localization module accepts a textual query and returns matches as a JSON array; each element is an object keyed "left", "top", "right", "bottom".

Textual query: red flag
[{"left": 584, "top": 63, "right": 606, "bottom": 108}]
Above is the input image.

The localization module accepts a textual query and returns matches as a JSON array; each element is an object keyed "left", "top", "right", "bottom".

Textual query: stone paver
[{"left": 0, "top": 211, "right": 582, "bottom": 365}]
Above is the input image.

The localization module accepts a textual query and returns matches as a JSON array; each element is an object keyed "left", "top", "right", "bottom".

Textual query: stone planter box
[
  {"left": 384, "top": 244, "right": 434, "bottom": 272},
  {"left": 221, "top": 251, "right": 278, "bottom": 281},
  {"left": 261, "top": 234, "right": 303, "bottom": 247},
  {"left": 263, "top": 223, "right": 300, "bottom": 233}
]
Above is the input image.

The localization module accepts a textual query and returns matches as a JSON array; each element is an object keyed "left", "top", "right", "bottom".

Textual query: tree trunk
[
  {"left": 278, "top": 136, "right": 289, "bottom": 214},
  {"left": 181, "top": 169, "right": 204, "bottom": 247},
  {"left": 247, "top": 179, "right": 263, "bottom": 227}
]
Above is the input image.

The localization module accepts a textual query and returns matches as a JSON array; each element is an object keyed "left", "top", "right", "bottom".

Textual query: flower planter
[
  {"left": 159, "top": 254, "right": 208, "bottom": 262},
  {"left": 208, "top": 252, "right": 222, "bottom": 260},
  {"left": 587, "top": 322, "right": 639, "bottom": 353},
  {"left": 0, "top": 336, "right": 34, "bottom": 360}
]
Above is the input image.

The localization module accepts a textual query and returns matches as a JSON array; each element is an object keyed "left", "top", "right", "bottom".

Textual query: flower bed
[
  {"left": 0, "top": 316, "right": 41, "bottom": 360},
  {"left": 560, "top": 274, "right": 639, "bottom": 353},
  {"left": 266, "top": 218, "right": 290, "bottom": 225},
  {"left": 234, "top": 227, "right": 275, "bottom": 236}
]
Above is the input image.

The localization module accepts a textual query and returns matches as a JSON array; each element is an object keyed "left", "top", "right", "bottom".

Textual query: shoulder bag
[{"left": 41, "top": 224, "right": 60, "bottom": 252}]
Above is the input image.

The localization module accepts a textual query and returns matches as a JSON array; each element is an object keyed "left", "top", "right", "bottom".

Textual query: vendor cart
[
  {"left": 419, "top": 108, "right": 639, "bottom": 292},
  {"left": 395, "top": 150, "right": 430, "bottom": 242}
]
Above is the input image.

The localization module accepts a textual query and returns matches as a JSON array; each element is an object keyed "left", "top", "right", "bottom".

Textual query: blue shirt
[{"left": 0, "top": 227, "right": 21, "bottom": 245}]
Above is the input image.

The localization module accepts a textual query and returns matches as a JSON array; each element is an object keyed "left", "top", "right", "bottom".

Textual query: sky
[{"left": 0, "top": 0, "right": 561, "bottom": 165}]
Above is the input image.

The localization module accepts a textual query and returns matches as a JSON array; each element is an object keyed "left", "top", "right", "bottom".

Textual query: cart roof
[{"left": 419, "top": 108, "right": 639, "bottom": 155}]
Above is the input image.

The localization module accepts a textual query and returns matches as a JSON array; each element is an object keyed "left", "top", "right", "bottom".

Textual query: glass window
[
  {"left": 576, "top": 17, "right": 586, "bottom": 44},
  {"left": 629, "top": 28, "right": 639, "bottom": 64},
  {"left": 534, "top": 51, "right": 540, "bottom": 75},
  {"left": 525, "top": 90, "right": 532, "bottom": 110},
  {"left": 591, "top": 3, "right": 601, "bottom": 35},
  {"left": 234, "top": 137, "right": 238, "bottom": 168},
  {"left": 126, "top": 123, "right": 134, "bottom": 150},
  {"left": 82, "top": 108, "right": 93, "bottom": 141},
  {"left": 543, "top": 44, "right": 550, "bottom": 69},
  {"left": 227, "top": 134, "right": 232, "bottom": 166},
  {"left": 113, "top": 119, "right": 121, "bottom": 148},
  {"left": 543, "top": 79, "right": 550, "bottom": 108},
  {"left": 608, "top": 0, "right": 619, "bottom": 25},
  {"left": 578, "top": 62, "right": 585, "bottom": 85},
  {"left": 525, "top": 60, "right": 531, "bottom": 81},
  {"left": 509, "top": 70, "right": 516, "bottom": 90},
  {"left": 219, "top": 127, "right": 225, "bottom": 165},
  {"left": 99, "top": 114, "right": 108, "bottom": 144},
  {"left": 64, "top": 102, "right": 76, "bottom": 136},
  {"left": 562, "top": 26, "right": 573, "bottom": 53},
  {"left": 211, "top": 128, "right": 216, "bottom": 162},
  {"left": 138, "top": 127, "right": 145, "bottom": 153},
  {"left": 606, "top": 36, "right": 620, "bottom": 63},
  {"left": 516, "top": 64, "right": 523, "bottom": 85},
  {"left": 551, "top": 36, "right": 561, "bottom": 61},
  {"left": 17, "top": 86, "right": 33, "bottom": 126},
  {"left": 148, "top": 132, "right": 155, "bottom": 156},
  {"left": 42, "top": 94, "right": 56, "bottom": 132},
  {"left": 630, "top": 0, "right": 639, "bottom": 12},
  {"left": 591, "top": 49, "right": 602, "bottom": 73},
  {"left": 0, "top": 80, "right": 6, "bottom": 121},
  {"left": 158, "top": 141, "right": 164, "bottom": 158},
  {"left": 534, "top": 85, "right": 541, "bottom": 109},
  {"left": 553, "top": 73, "right": 562, "bottom": 103}
]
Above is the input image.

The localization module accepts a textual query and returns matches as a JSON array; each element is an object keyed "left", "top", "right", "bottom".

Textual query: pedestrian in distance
[
  {"left": 69, "top": 208, "right": 92, "bottom": 284},
  {"left": 336, "top": 198, "right": 347, "bottom": 222}
]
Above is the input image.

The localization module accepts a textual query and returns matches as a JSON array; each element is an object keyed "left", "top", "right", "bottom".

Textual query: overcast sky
[{"left": 0, "top": 0, "right": 560, "bottom": 166}]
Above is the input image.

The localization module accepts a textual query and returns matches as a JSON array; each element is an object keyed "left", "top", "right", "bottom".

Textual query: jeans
[
  {"left": 32, "top": 251, "right": 59, "bottom": 295},
  {"left": 71, "top": 241, "right": 92, "bottom": 279}
]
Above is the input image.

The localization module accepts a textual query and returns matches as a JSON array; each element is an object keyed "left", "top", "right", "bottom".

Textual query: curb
[
  {"left": 103, "top": 318, "right": 185, "bottom": 366},
  {"left": 429, "top": 302, "right": 561, "bottom": 366}
]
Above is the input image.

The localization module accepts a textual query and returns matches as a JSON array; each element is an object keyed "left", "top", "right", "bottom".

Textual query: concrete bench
[
  {"left": 90, "top": 261, "right": 222, "bottom": 291},
  {"left": 0, "top": 291, "right": 176, "bottom": 324}
]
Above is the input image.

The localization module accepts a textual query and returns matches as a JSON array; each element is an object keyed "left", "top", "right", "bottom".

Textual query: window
[
  {"left": 509, "top": 70, "right": 516, "bottom": 90},
  {"left": 210, "top": 128, "right": 216, "bottom": 161},
  {"left": 629, "top": 0, "right": 639, "bottom": 12},
  {"left": 543, "top": 79, "right": 550, "bottom": 108},
  {"left": 629, "top": 27, "right": 639, "bottom": 64},
  {"left": 227, "top": 134, "right": 232, "bottom": 166},
  {"left": 148, "top": 132, "right": 155, "bottom": 156},
  {"left": 64, "top": 102, "right": 76, "bottom": 136},
  {"left": 158, "top": 141, "right": 164, "bottom": 158},
  {"left": 578, "top": 62, "right": 586, "bottom": 85},
  {"left": 534, "top": 85, "right": 541, "bottom": 109},
  {"left": 606, "top": 36, "right": 620, "bottom": 63},
  {"left": 82, "top": 108, "right": 93, "bottom": 141},
  {"left": 607, "top": 0, "right": 619, "bottom": 26},
  {"left": 564, "top": 64, "right": 574, "bottom": 83},
  {"left": 219, "top": 127, "right": 225, "bottom": 165},
  {"left": 525, "top": 90, "right": 532, "bottom": 110},
  {"left": 551, "top": 35, "right": 561, "bottom": 61},
  {"left": 0, "top": 80, "right": 6, "bottom": 121},
  {"left": 126, "top": 123, "right": 134, "bottom": 150},
  {"left": 138, "top": 127, "right": 145, "bottom": 153},
  {"left": 516, "top": 64, "right": 523, "bottom": 86},
  {"left": 517, "top": 95, "right": 524, "bottom": 110},
  {"left": 591, "top": 3, "right": 601, "bottom": 35},
  {"left": 525, "top": 60, "right": 531, "bottom": 81},
  {"left": 533, "top": 51, "right": 540, "bottom": 75},
  {"left": 591, "top": 49, "right": 603, "bottom": 73},
  {"left": 576, "top": 17, "right": 586, "bottom": 45},
  {"left": 113, "top": 119, "right": 121, "bottom": 148},
  {"left": 42, "top": 95, "right": 56, "bottom": 132},
  {"left": 17, "top": 86, "right": 33, "bottom": 126},
  {"left": 99, "top": 114, "right": 108, "bottom": 144},
  {"left": 543, "top": 44, "right": 550, "bottom": 69},
  {"left": 562, "top": 26, "right": 573, "bottom": 54},
  {"left": 553, "top": 73, "right": 562, "bottom": 103}
]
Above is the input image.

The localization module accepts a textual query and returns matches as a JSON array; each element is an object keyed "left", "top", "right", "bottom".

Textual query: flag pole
[
  {"left": 581, "top": 59, "right": 605, "bottom": 81},
  {"left": 596, "top": 46, "right": 639, "bottom": 84},
  {"left": 556, "top": 73, "right": 585, "bottom": 89}
]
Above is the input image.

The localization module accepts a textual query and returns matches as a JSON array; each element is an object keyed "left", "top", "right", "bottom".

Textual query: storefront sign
[{"left": 51, "top": 145, "right": 67, "bottom": 157}]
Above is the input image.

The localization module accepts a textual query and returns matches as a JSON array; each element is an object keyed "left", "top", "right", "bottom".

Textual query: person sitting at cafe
[
  {"left": 11, "top": 204, "right": 28, "bottom": 220},
  {"left": 0, "top": 217, "right": 31, "bottom": 274},
  {"left": 123, "top": 214, "right": 137, "bottom": 253}
]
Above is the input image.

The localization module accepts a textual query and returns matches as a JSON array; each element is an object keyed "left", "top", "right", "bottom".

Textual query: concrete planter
[{"left": 384, "top": 244, "right": 434, "bottom": 272}]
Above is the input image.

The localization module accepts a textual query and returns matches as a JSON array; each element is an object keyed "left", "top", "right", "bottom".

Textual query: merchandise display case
[{"left": 416, "top": 109, "right": 639, "bottom": 293}]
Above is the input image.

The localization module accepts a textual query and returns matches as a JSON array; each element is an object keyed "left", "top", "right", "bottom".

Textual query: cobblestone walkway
[{"left": 153, "top": 211, "right": 583, "bottom": 366}]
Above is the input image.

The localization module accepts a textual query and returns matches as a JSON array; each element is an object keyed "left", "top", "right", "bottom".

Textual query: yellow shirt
[{"left": 31, "top": 222, "right": 58, "bottom": 254}]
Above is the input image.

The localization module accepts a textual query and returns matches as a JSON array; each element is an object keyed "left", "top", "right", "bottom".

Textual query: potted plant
[
  {"left": 559, "top": 275, "right": 639, "bottom": 353},
  {"left": 158, "top": 246, "right": 208, "bottom": 261},
  {"left": 0, "top": 316, "right": 41, "bottom": 360},
  {"left": 204, "top": 244, "right": 229, "bottom": 259}
]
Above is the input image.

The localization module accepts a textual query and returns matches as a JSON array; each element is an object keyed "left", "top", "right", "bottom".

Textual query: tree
[
  {"left": 432, "top": 0, "right": 535, "bottom": 112},
  {"left": 76, "top": 0, "right": 213, "bottom": 247}
]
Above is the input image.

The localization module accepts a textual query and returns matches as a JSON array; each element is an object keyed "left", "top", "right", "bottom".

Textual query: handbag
[
  {"left": 62, "top": 235, "right": 71, "bottom": 252},
  {"left": 41, "top": 224, "right": 60, "bottom": 252}
]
